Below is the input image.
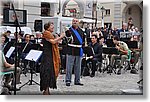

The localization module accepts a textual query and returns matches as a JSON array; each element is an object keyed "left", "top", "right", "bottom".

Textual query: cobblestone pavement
[{"left": 14, "top": 70, "right": 142, "bottom": 95}]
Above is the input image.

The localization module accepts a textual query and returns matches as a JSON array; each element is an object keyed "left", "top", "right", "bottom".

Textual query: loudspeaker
[{"left": 34, "top": 20, "right": 42, "bottom": 32}]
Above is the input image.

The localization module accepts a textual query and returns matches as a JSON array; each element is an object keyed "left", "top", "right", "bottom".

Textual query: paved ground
[{"left": 13, "top": 69, "right": 143, "bottom": 95}]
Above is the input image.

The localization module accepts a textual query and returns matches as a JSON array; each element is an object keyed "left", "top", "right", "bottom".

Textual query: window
[
  {"left": 3, "top": 2, "right": 11, "bottom": 9},
  {"left": 128, "top": 8, "right": 131, "bottom": 15},
  {"left": 63, "top": 0, "right": 79, "bottom": 18},
  {"left": 105, "top": 9, "right": 110, "bottom": 16},
  {"left": 41, "top": 2, "right": 50, "bottom": 16}
]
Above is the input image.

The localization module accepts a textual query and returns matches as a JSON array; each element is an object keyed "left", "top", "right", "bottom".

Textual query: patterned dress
[{"left": 40, "top": 31, "right": 60, "bottom": 91}]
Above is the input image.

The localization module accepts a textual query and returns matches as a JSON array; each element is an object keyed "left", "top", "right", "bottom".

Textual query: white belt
[{"left": 68, "top": 44, "right": 82, "bottom": 48}]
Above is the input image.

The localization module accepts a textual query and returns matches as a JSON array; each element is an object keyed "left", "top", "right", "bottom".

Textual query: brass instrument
[{"left": 84, "top": 33, "right": 88, "bottom": 47}]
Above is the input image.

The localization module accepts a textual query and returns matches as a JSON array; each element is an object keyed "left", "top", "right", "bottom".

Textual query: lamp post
[{"left": 101, "top": 6, "right": 105, "bottom": 28}]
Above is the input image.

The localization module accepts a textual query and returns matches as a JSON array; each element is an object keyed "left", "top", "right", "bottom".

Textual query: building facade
[
  {"left": 97, "top": 0, "right": 143, "bottom": 29},
  {"left": 0, "top": 0, "right": 143, "bottom": 32}
]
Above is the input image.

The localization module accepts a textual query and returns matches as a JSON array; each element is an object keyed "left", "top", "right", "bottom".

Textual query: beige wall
[
  {"left": 122, "top": 3, "right": 142, "bottom": 29},
  {"left": 97, "top": 0, "right": 142, "bottom": 29},
  {"left": 22, "top": 0, "right": 41, "bottom": 32},
  {"left": 97, "top": 2, "right": 115, "bottom": 28},
  {"left": 10, "top": 0, "right": 41, "bottom": 32},
  {"left": 0, "top": 0, "right": 142, "bottom": 31}
]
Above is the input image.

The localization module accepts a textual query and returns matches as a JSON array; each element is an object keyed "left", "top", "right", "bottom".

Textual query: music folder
[
  {"left": 120, "top": 32, "right": 132, "bottom": 38},
  {"left": 102, "top": 47, "right": 119, "bottom": 55},
  {"left": 127, "top": 41, "right": 138, "bottom": 49},
  {"left": 31, "top": 44, "right": 43, "bottom": 51},
  {"left": 25, "top": 50, "right": 43, "bottom": 62},
  {"left": 106, "top": 39, "right": 115, "bottom": 47},
  {"left": 5, "top": 47, "right": 15, "bottom": 58},
  {"left": 30, "top": 40, "right": 36, "bottom": 44},
  {"left": 83, "top": 46, "right": 94, "bottom": 57}
]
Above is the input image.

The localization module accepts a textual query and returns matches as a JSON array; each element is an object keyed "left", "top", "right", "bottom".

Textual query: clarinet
[{"left": 84, "top": 33, "right": 88, "bottom": 47}]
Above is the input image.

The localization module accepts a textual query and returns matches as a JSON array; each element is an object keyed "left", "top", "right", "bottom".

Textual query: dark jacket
[
  {"left": 65, "top": 26, "right": 85, "bottom": 56},
  {"left": 88, "top": 42, "right": 102, "bottom": 62}
]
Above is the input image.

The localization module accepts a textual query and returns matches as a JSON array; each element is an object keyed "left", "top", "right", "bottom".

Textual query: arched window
[{"left": 63, "top": 0, "right": 79, "bottom": 18}]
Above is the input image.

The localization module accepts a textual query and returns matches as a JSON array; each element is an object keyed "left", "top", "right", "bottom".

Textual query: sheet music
[
  {"left": 120, "top": 32, "right": 132, "bottom": 38},
  {"left": 25, "top": 50, "right": 42, "bottom": 62},
  {"left": 5, "top": 47, "right": 15, "bottom": 58},
  {"left": 120, "top": 32, "right": 127, "bottom": 38}
]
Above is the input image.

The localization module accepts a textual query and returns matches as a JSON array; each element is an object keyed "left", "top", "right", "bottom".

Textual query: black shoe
[
  {"left": 90, "top": 74, "right": 95, "bottom": 77},
  {"left": 66, "top": 83, "right": 70, "bottom": 86},
  {"left": 126, "top": 66, "right": 131, "bottom": 70},
  {"left": 107, "top": 70, "right": 112, "bottom": 74},
  {"left": 117, "top": 69, "right": 121, "bottom": 75},
  {"left": 0, "top": 87, "right": 11, "bottom": 95},
  {"left": 9, "top": 86, "right": 20, "bottom": 91},
  {"left": 98, "top": 68, "right": 102, "bottom": 73},
  {"left": 74, "top": 83, "right": 84, "bottom": 86},
  {"left": 130, "top": 69, "right": 138, "bottom": 74}
]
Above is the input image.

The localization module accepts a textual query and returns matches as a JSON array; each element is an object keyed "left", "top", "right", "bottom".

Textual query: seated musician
[
  {"left": 21, "top": 34, "right": 33, "bottom": 73},
  {"left": 22, "top": 34, "right": 33, "bottom": 54},
  {"left": 99, "top": 36, "right": 107, "bottom": 47},
  {"left": 21, "top": 34, "right": 33, "bottom": 60},
  {"left": 110, "top": 36, "right": 129, "bottom": 75},
  {"left": 0, "top": 34, "right": 7, "bottom": 50},
  {"left": 86, "top": 35, "right": 102, "bottom": 77},
  {"left": 0, "top": 50, "right": 21, "bottom": 90},
  {"left": 13, "top": 32, "right": 23, "bottom": 43},
  {"left": 130, "top": 35, "right": 143, "bottom": 71},
  {"left": 0, "top": 35, "right": 21, "bottom": 91},
  {"left": 23, "top": 34, "right": 33, "bottom": 45}
]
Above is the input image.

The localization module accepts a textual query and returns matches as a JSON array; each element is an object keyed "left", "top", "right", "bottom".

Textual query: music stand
[
  {"left": 102, "top": 47, "right": 119, "bottom": 55},
  {"left": 120, "top": 32, "right": 132, "bottom": 42},
  {"left": 83, "top": 46, "right": 95, "bottom": 57},
  {"left": 81, "top": 46, "right": 95, "bottom": 77},
  {"left": 102, "top": 47, "right": 119, "bottom": 74},
  {"left": 30, "top": 44, "right": 43, "bottom": 73},
  {"left": 127, "top": 41, "right": 138, "bottom": 49},
  {"left": 106, "top": 39, "right": 115, "bottom": 47},
  {"left": 19, "top": 50, "right": 42, "bottom": 89}
]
